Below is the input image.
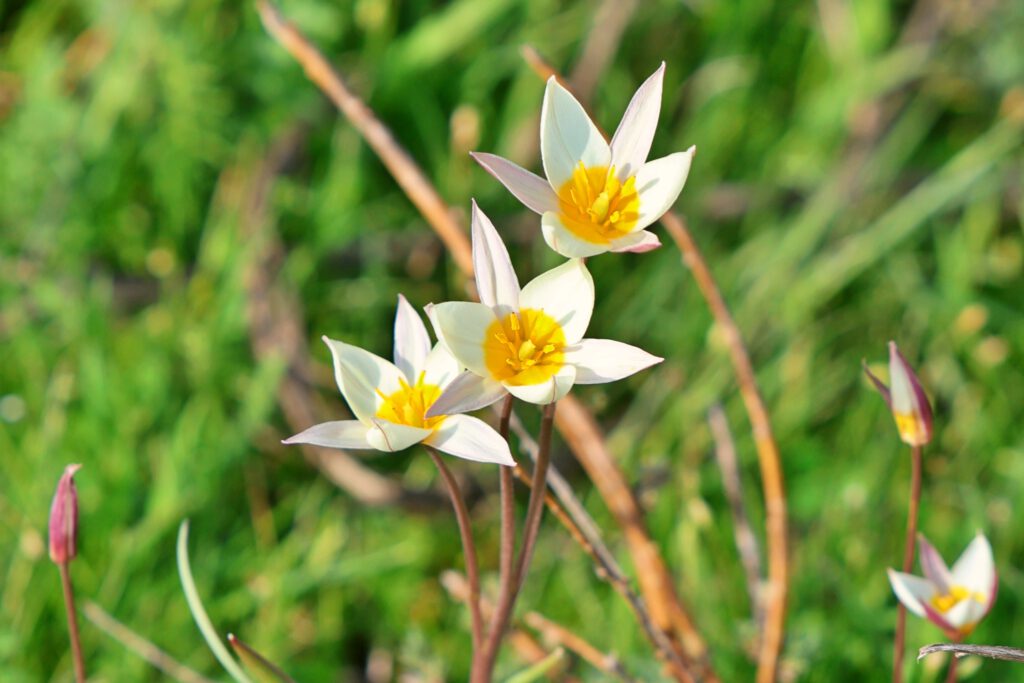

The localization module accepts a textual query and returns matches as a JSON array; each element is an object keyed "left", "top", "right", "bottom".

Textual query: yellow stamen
[
  {"left": 894, "top": 412, "right": 928, "bottom": 445},
  {"left": 929, "top": 585, "right": 986, "bottom": 614},
  {"left": 484, "top": 309, "right": 566, "bottom": 386},
  {"left": 557, "top": 165, "right": 640, "bottom": 244},
  {"left": 375, "top": 375, "right": 446, "bottom": 430}
]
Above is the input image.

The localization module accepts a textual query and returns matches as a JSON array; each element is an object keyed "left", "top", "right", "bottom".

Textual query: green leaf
[
  {"left": 504, "top": 648, "right": 565, "bottom": 683},
  {"left": 228, "top": 634, "right": 298, "bottom": 683}
]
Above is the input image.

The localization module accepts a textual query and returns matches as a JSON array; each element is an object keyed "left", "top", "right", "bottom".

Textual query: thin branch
[
  {"left": 919, "top": 643, "right": 1024, "bottom": 663},
  {"left": 708, "top": 405, "right": 764, "bottom": 632},
  {"left": 83, "top": 602, "right": 218, "bottom": 683},
  {"left": 521, "top": 610, "right": 638, "bottom": 683}
]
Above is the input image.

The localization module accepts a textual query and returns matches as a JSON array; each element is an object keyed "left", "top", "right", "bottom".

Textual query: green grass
[{"left": 2, "top": 0, "right": 1024, "bottom": 680}]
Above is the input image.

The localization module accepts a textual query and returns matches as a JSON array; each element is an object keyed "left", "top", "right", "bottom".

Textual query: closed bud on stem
[
  {"left": 48, "top": 464, "right": 82, "bottom": 564},
  {"left": 863, "top": 341, "right": 933, "bottom": 446}
]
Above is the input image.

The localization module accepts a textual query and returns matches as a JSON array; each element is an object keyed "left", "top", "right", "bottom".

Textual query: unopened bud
[
  {"left": 863, "top": 342, "right": 933, "bottom": 446},
  {"left": 48, "top": 464, "right": 81, "bottom": 564}
]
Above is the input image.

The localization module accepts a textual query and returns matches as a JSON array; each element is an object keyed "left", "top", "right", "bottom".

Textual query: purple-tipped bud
[
  {"left": 863, "top": 342, "right": 933, "bottom": 446},
  {"left": 48, "top": 464, "right": 81, "bottom": 564}
]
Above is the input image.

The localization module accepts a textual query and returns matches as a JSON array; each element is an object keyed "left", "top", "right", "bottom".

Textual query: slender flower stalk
[
  {"left": 865, "top": 341, "right": 934, "bottom": 683},
  {"left": 49, "top": 464, "right": 86, "bottom": 683}
]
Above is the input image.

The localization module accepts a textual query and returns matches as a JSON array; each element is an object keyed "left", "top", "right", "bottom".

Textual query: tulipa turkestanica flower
[
  {"left": 284, "top": 294, "right": 514, "bottom": 466},
  {"left": 471, "top": 64, "right": 695, "bottom": 258},
  {"left": 49, "top": 464, "right": 82, "bottom": 565},
  {"left": 864, "top": 341, "right": 934, "bottom": 447},
  {"left": 426, "top": 201, "right": 663, "bottom": 411},
  {"left": 888, "top": 533, "right": 997, "bottom": 640}
]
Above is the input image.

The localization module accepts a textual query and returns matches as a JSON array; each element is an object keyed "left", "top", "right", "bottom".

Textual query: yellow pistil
[
  {"left": 484, "top": 309, "right": 566, "bottom": 386},
  {"left": 375, "top": 373, "right": 445, "bottom": 430},
  {"left": 930, "top": 585, "right": 986, "bottom": 614},
  {"left": 894, "top": 411, "right": 927, "bottom": 445},
  {"left": 557, "top": 163, "right": 640, "bottom": 244}
]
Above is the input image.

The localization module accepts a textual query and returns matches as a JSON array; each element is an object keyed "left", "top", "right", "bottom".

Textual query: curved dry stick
[
  {"left": 521, "top": 46, "right": 787, "bottom": 682},
  {"left": 919, "top": 643, "right": 1024, "bottom": 663}
]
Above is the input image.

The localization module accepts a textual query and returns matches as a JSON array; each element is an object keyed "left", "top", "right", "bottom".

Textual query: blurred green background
[{"left": 2, "top": 0, "right": 1023, "bottom": 680}]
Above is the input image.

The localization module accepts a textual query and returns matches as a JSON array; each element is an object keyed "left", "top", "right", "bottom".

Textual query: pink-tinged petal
[
  {"left": 887, "top": 569, "right": 933, "bottom": 619},
  {"left": 610, "top": 62, "right": 665, "bottom": 180},
  {"left": 541, "top": 212, "right": 609, "bottom": 258},
  {"left": 366, "top": 419, "right": 432, "bottom": 453},
  {"left": 394, "top": 294, "right": 431, "bottom": 382},
  {"left": 48, "top": 464, "right": 82, "bottom": 564},
  {"left": 518, "top": 259, "right": 594, "bottom": 345},
  {"left": 283, "top": 420, "right": 373, "bottom": 450},
  {"left": 426, "top": 371, "right": 507, "bottom": 418},
  {"left": 421, "top": 343, "right": 461, "bottom": 388},
  {"left": 323, "top": 336, "right": 405, "bottom": 423},
  {"left": 609, "top": 230, "right": 661, "bottom": 253},
  {"left": 943, "top": 596, "right": 988, "bottom": 632},
  {"left": 470, "top": 201, "right": 521, "bottom": 314},
  {"left": 565, "top": 339, "right": 663, "bottom": 384},
  {"left": 917, "top": 534, "right": 953, "bottom": 593},
  {"left": 470, "top": 153, "right": 559, "bottom": 215},
  {"left": 540, "top": 77, "right": 610, "bottom": 188},
  {"left": 429, "top": 301, "right": 497, "bottom": 379},
  {"left": 888, "top": 341, "right": 933, "bottom": 446},
  {"left": 920, "top": 600, "right": 956, "bottom": 634},
  {"left": 423, "top": 414, "right": 515, "bottom": 466},
  {"left": 862, "top": 359, "right": 892, "bottom": 409},
  {"left": 634, "top": 148, "right": 695, "bottom": 230},
  {"left": 951, "top": 533, "right": 996, "bottom": 597},
  {"left": 504, "top": 364, "right": 576, "bottom": 405}
]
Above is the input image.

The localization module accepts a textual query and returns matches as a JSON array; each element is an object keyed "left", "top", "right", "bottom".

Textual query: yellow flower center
[
  {"left": 557, "top": 163, "right": 640, "bottom": 244},
  {"left": 929, "top": 585, "right": 986, "bottom": 614},
  {"left": 375, "top": 373, "right": 445, "bottom": 430},
  {"left": 484, "top": 309, "right": 566, "bottom": 386},
  {"left": 894, "top": 411, "right": 927, "bottom": 445}
]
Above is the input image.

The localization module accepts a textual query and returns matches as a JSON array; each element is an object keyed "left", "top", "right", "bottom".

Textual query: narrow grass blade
[
  {"left": 228, "top": 633, "right": 297, "bottom": 683},
  {"left": 505, "top": 648, "right": 565, "bottom": 683}
]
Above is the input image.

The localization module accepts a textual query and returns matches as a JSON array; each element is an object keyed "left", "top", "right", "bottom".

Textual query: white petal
[
  {"left": 429, "top": 302, "right": 496, "bottom": 379},
  {"left": 470, "top": 200, "right": 521, "bottom": 314},
  {"left": 426, "top": 371, "right": 508, "bottom": 418},
  {"left": 541, "top": 212, "right": 609, "bottom": 258},
  {"left": 518, "top": 259, "right": 594, "bottom": 344},
  {"left": 634, "top": 148, "right": 695, "bottom": 230},
  {"left": 470, "top": 153, "right": 559, "bottom": 215},
  {"left": 422, "top": 342, "right": 461, "bottom": 388},
  {"left": 918, "top": 535, "right": 953, "bottom": 594},
  {"left": 943, "top": 596, "right": 988, "bottom": 631},
  {"left": 394, "top": 294, "right": 431, "bottom": 382},
  {"left": 887, "top": 569, "right": 933, "bottom": 619},
  {"left": 323, "top": 336, "right": 404, "bottom": 423},
  {"left": 610, "top": 62, "right": 665, "bottom": 180},
  {"left": 366, "top": 419, "right": 432, "bottom": 453},
  {"left": 565, "top": 339, "right": 663, "bottom": 384},
  {"left": 282, "top": 420, "right": 372, "bottom": 449},
  {"left": 424, "top": 414, "right": 515, "bottom": 466},
  {"left": 951, "top": 533, "right": 995, "bottom": 596},
  {"left": 540, "top": 77, "right": 610, "bottom": 189},
  {"left": 609, "top": 230, "right": 662, "bottom": 253},
  {"left": 505, "top": 364, "right": 576, "bottom": 405}
]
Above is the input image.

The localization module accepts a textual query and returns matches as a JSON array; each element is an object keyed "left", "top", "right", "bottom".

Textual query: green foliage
[{"left": 2, "top": 0, "right": 1023, "bottom": 680}]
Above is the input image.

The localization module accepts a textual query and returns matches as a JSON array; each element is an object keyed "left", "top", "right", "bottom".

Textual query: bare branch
[{"left": 919, "top": 643, "right": 1024, "bottom": 663}]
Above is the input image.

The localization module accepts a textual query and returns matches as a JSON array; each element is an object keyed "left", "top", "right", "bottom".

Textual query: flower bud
[
  {"left": 48, "top": 464, "right": 81, "bottom": 564},
  {"left": 863, "top": 342, "right": 933, "bottom": 446}
]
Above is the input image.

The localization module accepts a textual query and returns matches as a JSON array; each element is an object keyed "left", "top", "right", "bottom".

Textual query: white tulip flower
[
  {"left": 888, "top": 533, "right": 998, "bottom": 639},
  {"left": 284, "top": 295, "right": 514, "bottom": 466},
  {"left": 426, "top": 202, "right": 663, "bottom": 411},
  {"left": 472, "top": 63, "right": 694, "bottom": 258}
]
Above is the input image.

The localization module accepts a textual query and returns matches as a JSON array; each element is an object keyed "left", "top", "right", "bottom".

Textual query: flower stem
[
  {"left": 427, "top": 450, "right": 484, "bottom": 658},
  {"left": 474, "top": 401, "right": 556, "bottom": 682},
  {"left": 58, "top": 562, "right": 86, "bottom": 683},
  {"left": 944, "top": 653, "right": 959, "bottom": 683},
  {"left": 893, "top": 445, "right": 923, "bottom": 683}
]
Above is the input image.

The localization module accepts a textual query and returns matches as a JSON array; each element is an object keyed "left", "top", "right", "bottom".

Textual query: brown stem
[
  {"left": 427, "top": 450, "right": 484, "bottom": 658},
  {"left": 475, "top": 402, "right": 556, "bottom": 682},
  {"left": 59, "top": 562, "right": 86, "bottom": 683},
  {"left": 893, "top": 445, "right": 923, "bottom": 683},
  {"left": 944, "top": 653, "right": 959, "bottom": 683}
]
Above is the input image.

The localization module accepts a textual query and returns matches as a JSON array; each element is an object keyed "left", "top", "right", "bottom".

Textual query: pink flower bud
[
  {"left": 863, "top": 341, "right": 933, "bottom": 446},
  {"left": 48, "top": 464, "right": 81, "bottom": 564}
]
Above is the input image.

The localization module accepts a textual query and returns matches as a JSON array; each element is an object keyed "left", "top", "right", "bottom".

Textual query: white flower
[
  {"left": 888, "top": 533, "right": 998, "bottom": 639},
  {"left": 283, "top": 295, "right": 514, "bottom": 466},
  {"left": 471, "top": 63, "right": 694, "bottom": 258},
  {"left": 426, "top": 202, "right": 663, "bottom": 411}
]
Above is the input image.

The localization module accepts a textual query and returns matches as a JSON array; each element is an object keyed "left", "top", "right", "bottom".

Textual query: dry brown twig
[
  {"left": 521, "top": 46, "right": 788, "bottom": 683},
  {"left": 919, "top": 643, "right": 1024, "bottom": 663}
]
